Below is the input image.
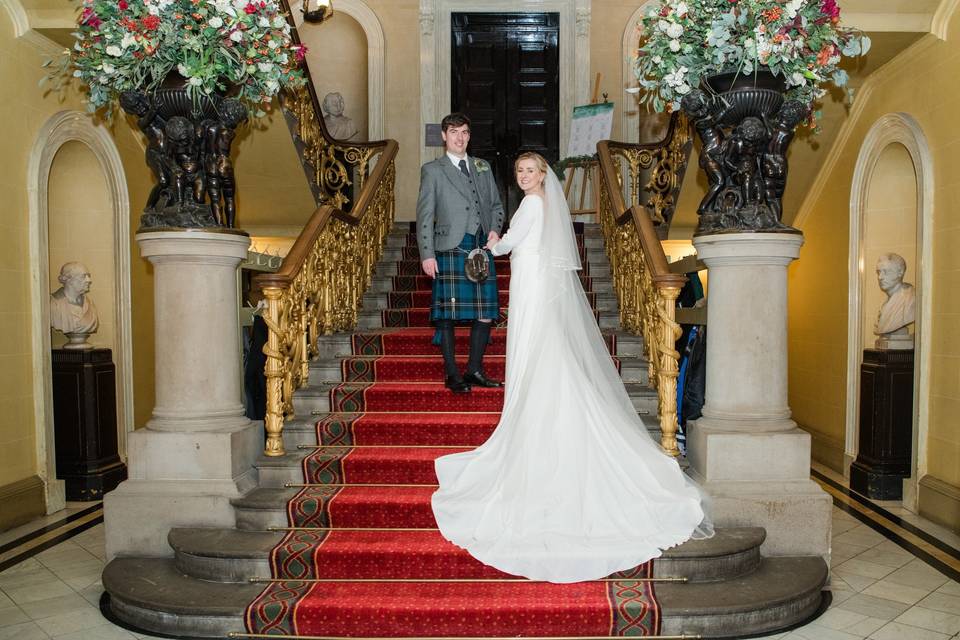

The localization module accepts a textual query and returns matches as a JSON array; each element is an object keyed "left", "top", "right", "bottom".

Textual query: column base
[
  {"left": 850, "top": 461, "right": 905, "bottom": 500},
  {"left": 103, "top": 420, "right": 261, "bottom": 559},
  {"left": 689, "top": 420, "right": 832, "bottom": 562}
]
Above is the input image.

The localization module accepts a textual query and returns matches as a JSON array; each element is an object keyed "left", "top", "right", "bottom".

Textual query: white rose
[
  {"left": 209, "top": 16, "right": 223, "bottom": 28},
  {"left": 106, "top": 45, "right": 122, "bottom": 57},
  {"left": 230, "top": 30, "right": 244, "bottom": 42},
  {"left": 669, "top": 39, "right": 681, "bottom": 52},
  {"left": 178, "top": 63, "right": 189, "bottom": 75},
  {"left": 676, "top": 83, "right": 691, "bottom": 95},
  {"left": 666, "top": 22, "right": 683, "bottom": 39},
  {"left": 189, "top": 76, "right": 203, "bottom": 86},
  {"left": 257, "top": 62, "right": 273, "bottom": 73},
  {"left": 658, "top": 19, "right": 670, "bottom": 32},
  {"left": 101, "top": 62, "right": 115, "bottom": 73},
  {"left": 267, "top": 39, "right": 278, "bottom": 49},
  {"left": 675, "top": 1, "right": 688, "bottom": 16},
  {"left": 790, "top": 72, "right": 805, "bottom": 86},
  {"left": 258, "top": 16, "right": 270, "bottom": 27},
  {"left": 652, "top": 55, "right": 662, "bottom": 64}
]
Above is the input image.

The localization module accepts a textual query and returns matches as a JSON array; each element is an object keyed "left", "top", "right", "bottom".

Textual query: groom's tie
[{"left": 458, "top": 159, "right": 470, "bottom": 177}]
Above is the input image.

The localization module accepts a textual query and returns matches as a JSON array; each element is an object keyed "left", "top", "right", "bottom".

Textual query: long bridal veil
[{"left": 431, "top": 168, "right": 713, "bottom": 584}]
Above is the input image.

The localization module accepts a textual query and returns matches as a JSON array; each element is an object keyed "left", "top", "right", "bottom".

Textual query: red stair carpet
[{"left": 245, "top": 223, "right": 662, "bottom": 637}]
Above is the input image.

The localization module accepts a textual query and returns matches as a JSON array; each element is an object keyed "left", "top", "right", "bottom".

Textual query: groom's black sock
[
  {"left": 466, "top": 320, "right": 491, "bottom": 375},
  {"left": 437, "top": 320, "right": 461, "bottom": 379}
]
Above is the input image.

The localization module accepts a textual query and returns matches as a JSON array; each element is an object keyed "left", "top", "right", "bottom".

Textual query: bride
[{"left": 430, "top": 152, "right": 711, "bottom": 583}]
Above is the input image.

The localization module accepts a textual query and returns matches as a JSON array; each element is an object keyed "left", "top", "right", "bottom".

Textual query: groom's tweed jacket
[{"left": 415, "top": 156, "right": 505, "bottom": 260}]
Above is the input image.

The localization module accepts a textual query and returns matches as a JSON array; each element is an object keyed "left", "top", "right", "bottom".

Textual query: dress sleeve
[{"left": 490, "top": 195, "right": 543, "bottom": 256}]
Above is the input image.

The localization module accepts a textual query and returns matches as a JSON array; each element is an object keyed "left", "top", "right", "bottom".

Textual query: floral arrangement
[
  {"left": 633, "top": 0, "right": 870, "bottom": 117},
  {"left": 47, "top": 0, "right": 307, "bottom": 116}
]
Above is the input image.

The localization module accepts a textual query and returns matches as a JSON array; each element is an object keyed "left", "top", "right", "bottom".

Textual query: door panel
[{"left": 452, "top": 13, "right": 560, "bottom": 214}]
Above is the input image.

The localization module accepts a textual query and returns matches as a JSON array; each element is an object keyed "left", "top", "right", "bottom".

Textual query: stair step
[
  {"left": 658, "top": 556, "right": 828, "bottom": 637},
  {"left": 292, "top": 381, "right": 657, "bottom": 417},
  {"left": 358, "top": 307, "right": 622, "bottom": 330},
  {"left": 102, "top": 557, "right": 262, "bottom": 639},
  {"left": 307, "top": 353, "right": 646, "bottom": 386},
  {"left": 168, "top": 528, "right": 283, "bottom": 582},
  {"left": 168, "top": 526, "right": 765, "bottom": 585}
]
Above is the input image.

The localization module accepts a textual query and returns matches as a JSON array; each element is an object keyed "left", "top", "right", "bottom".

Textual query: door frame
[{"left": 419, "top": 0, "right": 591, "bottom": 168}]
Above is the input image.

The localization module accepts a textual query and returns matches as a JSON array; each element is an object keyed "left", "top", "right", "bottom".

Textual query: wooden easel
[{"left": 563, "top": 73, "right": 605, "bottom": 217}]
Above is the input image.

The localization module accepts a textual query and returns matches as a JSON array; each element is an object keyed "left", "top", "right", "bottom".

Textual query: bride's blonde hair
[{"left": 514, "top": 152, "right": 549, "bottom": 176}]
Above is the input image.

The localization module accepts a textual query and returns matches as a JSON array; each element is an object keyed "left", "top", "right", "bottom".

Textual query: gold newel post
[
  {"left": 656, "top": 285, "right": 683, "bottom": 457},
  {"left": 261, "top": 287, "right": 287, "bottom": 457}
]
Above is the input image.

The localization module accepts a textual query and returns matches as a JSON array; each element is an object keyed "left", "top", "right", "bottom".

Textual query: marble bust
[
  {"left": 874, "top": 253, "right": 915, "bottom": 350},
  {"left": 50, "top": 262, "right": 99, "bottom": 350},
  {"left": 321, "top": 92, "right": 359, "bottom": 141}
]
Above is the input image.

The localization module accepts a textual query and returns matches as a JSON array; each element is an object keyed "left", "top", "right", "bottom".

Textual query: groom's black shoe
[
  {"left": 444, "top": 375, "right": 472, "bottom": 394},
  {"left": 463, "top": 370, "right": 502, "bottom": 388}
]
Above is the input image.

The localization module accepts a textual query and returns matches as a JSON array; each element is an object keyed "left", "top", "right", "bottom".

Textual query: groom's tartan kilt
[{"left": 430, "top": 232, "right": 500, "bottom": 322}]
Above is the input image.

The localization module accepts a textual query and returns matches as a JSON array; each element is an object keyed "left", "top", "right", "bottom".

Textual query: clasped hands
[{"left": 421, "top": 231, "right": 500, "bottom": 279}]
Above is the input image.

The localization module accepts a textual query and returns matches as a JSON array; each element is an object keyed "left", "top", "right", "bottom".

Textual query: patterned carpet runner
[{"left": 245, "top": 223, "right": 662, "bottom": 637}]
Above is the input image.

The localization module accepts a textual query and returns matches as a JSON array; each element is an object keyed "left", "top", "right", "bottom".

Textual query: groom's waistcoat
[{"left": 416, "top": 156, "right": 505, "bottom": 260}]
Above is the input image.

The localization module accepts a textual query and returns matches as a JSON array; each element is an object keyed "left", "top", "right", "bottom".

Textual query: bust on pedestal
[
  {"left": 50, "top": 262, "right": 99, "bottom": 350},
  {"left": 850, "top": 254, "right": 916, "bottom": 499},
  {"left": 49, "top": 263, "right": 127, "bottom": 500}
]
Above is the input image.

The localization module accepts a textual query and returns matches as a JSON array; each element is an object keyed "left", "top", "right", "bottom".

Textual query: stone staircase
[{"left": 101, "top": 221, "right": 829, "bottom": 639}]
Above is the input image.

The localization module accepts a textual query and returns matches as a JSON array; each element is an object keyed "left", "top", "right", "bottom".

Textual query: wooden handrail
[
  {"left": 595, "top": 113, "right": 694, "bottom": 457},
  {"left": 256, "top": 139, "right": 398, "bottom": 290}
]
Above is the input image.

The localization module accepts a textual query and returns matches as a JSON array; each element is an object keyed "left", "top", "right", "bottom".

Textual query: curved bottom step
[{"left": 103, "top": 555, "right": 827, "bottom": 639}]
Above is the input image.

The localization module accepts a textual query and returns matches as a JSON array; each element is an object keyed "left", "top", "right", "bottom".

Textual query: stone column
[
  {"left": 104, "top": 230, "right": 261, "bottom": 559},
  {"left": 688, "top": 233, "right": 832, "bottom": 561}
]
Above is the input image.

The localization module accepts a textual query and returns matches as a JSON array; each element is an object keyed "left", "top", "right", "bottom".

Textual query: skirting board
[
  {"left": 919, "top": 475, "right": 960, "bottom": 534},
  {"left": 800, "top": 424, "right": 845, "bottom": 474},
  {"left": 0, "top": 475, "right": 46, "bottom": 533}
]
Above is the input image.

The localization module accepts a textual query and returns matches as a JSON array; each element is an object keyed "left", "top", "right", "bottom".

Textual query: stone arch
[
  {"left": 620, "top": 1, "right": 658, "bottom": 143},
  {"left": 846, "top": 112, "right": 934, "bottom": 511},
  {"left": 27, "top": 111, "right": 132, "bottom": 513},
  {"left": 292, "top": 0, "right": 385, "bottom": 140}
]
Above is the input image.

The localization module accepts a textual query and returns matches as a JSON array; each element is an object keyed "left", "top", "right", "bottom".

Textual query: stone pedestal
[
  {"left": 688, "top": 232, "right": 832, "bottom": 561},
  {"left": 850, "top": 349, "right": 914, "bottom": 500},
  {"left": 51, "top": 348, "right": 127, "bottom": 501},
  {"left": 105, "top": 230, "right": 261, "bottom": 559}
]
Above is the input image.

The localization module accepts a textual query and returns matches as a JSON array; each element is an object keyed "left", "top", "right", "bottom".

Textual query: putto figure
[
  {"left": 120, "top": 91, "right": 248, "bottom": 230},
  {"left": 681, "top": 91, "right": 808, "bottom": 233},
  {"left": 50, "top": 262, "right": 99, "bottom": 350}
]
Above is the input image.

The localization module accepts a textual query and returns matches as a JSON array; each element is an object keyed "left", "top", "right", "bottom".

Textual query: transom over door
[{"left": 452, "top": 12, "right": 560, "bottom": 214}]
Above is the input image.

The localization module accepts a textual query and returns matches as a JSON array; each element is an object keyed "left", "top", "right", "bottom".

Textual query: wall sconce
[{"left": 302, "top": 0, "right": 333, "bottom": 23}]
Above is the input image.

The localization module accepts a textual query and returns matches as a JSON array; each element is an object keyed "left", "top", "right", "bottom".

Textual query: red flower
[
  {"left": 820, "top": 0, "right": 840, "bottom": 19},
  {"left": 243, "top": 3, "right": 257, "bottom": 13},
  {"left": 118, "top": 0, "right": 128, "bottom": 10},
  {"left": 294, "top": 44, "right": 308, "bottom": 62},
  {"left": 141, "top": 15, "right": 161, "bottom": 30},
  {"left": 80, "top": 7, "right": 102, "bottom": 28}
]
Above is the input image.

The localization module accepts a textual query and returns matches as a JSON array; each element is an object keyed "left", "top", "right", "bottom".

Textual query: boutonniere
[{"left": 474, "top": 159, "right": 491, "bottom": 173}]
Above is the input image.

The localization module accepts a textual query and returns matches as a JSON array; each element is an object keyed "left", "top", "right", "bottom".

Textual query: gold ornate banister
[
  {"left": 247, "top": 0, "right": 399, "bottom": 458},
  {"left": 596, "top": 113, "right": 692, "bottom": 457}
]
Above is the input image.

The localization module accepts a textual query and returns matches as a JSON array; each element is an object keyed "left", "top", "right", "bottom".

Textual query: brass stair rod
[
  {"left": 230, "top": 634, "right": 702, "bottom": 640},
  {"left": 285, "top": 483, "right": 439, "bottom": 488},
  {"left": 248, "top": 576, "right": 687, "bottom": 584}
]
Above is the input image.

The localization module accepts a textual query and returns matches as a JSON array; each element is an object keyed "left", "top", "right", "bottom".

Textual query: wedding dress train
[{"left": 431, "top": 170, "right": 711, "bottom": 584}]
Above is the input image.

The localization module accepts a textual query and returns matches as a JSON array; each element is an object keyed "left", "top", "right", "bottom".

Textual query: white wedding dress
[{"left": 431, "top": 170, "right": 711, "bottom": 584}]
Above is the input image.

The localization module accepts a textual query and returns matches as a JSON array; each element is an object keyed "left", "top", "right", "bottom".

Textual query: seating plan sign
[{"left": 565, "top": 102, "right": 615, "bottom": 158}]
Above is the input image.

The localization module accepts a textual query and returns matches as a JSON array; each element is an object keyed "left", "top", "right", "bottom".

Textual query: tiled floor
[{"left": 0, "top": 509, "right": 957, "bottom": 639}]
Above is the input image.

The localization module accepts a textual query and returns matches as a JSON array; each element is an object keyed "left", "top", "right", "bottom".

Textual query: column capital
[{"left": 693, "top": 232, "right": 804, "bottom": 267}]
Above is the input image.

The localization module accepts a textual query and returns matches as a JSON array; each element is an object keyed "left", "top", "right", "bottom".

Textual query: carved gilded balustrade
[
  {"left": 255, "top": 141, "right": 397, "bottom": 457},
  {"left": 596, "top": 113, "right": 693, "bottom": 457}
]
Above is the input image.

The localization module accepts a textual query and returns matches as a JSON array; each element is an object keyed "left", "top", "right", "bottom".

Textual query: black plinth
[
  {"left": 51, "top": 348, "right": 127, "bottom": 501},
  {"left": 850, "top": 348, "right": 914, "bottom": 500}
]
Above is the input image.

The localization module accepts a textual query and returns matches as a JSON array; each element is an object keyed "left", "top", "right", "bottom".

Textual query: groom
[{"left": 417, "top": 113, "right": 504, "bottom": 393}]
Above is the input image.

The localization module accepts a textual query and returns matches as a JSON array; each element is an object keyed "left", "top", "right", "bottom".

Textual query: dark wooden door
[{"left": 452, "top": 13, "right": 560, "bottom": 214}]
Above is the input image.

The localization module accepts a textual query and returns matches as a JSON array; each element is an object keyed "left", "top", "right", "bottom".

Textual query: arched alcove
[
  {"left": 291, "top": 0, "right": 384, "bottom": 141},
  {"left": 300, "top": 11, "right": 368, "bottom": 142},
  {"left": 847, "top": 113, "right": 933, "bottom": 512},
  {"left": 28, "top": 111, "right": 132, "bottom": 513}
]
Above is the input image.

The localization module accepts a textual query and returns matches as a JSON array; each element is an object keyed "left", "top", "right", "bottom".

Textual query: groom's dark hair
[{"left": 441, "top": 112, "right": 471, "bottom": 132}]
